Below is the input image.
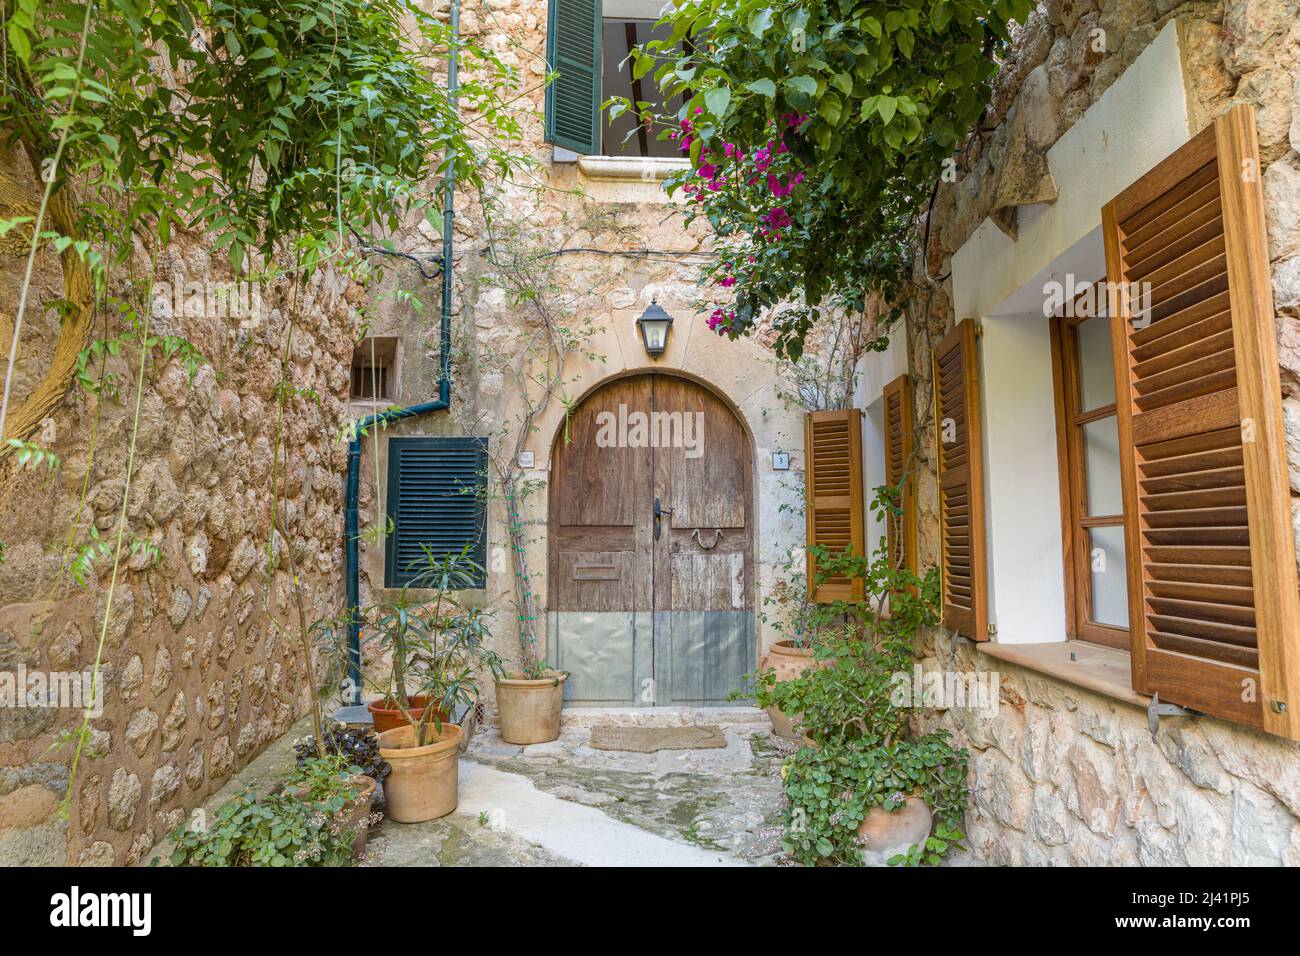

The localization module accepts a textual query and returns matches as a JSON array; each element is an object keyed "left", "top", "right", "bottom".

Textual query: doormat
[{"left": 588, "top": 725, "right": 727, "bottom": 752}]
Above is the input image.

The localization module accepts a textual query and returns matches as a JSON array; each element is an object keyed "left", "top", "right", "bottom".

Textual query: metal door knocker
[{"left": 692, "top": 529, "right": 724, "bottom": 550}]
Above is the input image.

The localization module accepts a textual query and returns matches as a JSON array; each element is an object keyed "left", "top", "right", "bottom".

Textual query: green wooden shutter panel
[
  {"left": 546, "top": 0, "right": 601, "bottom": 154},
  {"left": 384, "top": 437, "right": 488, "bottom": 588}
]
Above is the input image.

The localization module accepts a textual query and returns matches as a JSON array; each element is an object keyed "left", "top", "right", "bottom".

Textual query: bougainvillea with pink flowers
[{"left": 607, "top": 0, "right": 1033, "bottom": 358}]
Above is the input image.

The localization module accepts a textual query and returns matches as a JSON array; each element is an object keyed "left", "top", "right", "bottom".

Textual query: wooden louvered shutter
[
  {"left": 883, "top": 374, "right": 916, "bottom": 573},
  {"left": 935, "top": 319, "right": 988, "bottom": 640},
  {"left": 545, "top": 0, "right": 602, "bottom": 155},
  {"left": 805, "top": 409, "right": 864, "bottom": 603},
  {"left": 384, "top": 437, "right": 489, "bottom": 589},
  {"left": 1103, "top": 104, "right": 1300, "bottom": 738}
]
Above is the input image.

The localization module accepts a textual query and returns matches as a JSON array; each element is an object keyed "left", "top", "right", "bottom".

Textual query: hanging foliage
[
  {"left": 2, "top": 0, "right": 525, "bottom": 276},
  {"left": 613, "top": 0, "right": 1033, "bottom": 357}
]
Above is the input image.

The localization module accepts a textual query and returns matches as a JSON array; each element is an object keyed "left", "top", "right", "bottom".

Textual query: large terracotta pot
[
  {"left": 496, "top": 671, "right": 566, "bottom": 744},
  {"left": 759, "top": 641, "right": 824, "bottom": 739},
  {"left": 367, "top": 695, "right": 449, "bottom": 735},
  {"left": 377, "top": 723, "right": 462, "bottom": 823},
  {"left": 857, "top": 796, "right": 933, "bottom": 864}
]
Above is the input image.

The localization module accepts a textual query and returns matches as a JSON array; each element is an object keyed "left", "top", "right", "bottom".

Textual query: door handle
[{"left": 653, "top": 497, "right": 672, "bottom": 540}]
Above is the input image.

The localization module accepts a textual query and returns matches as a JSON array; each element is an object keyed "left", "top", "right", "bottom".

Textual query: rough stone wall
[
  {"left": 0, "top": 149, "right": 359, "bottom": 863},
  {"left": 353, "top": 0, "right": 808, "bottom": 704},
  {"left": 918, "top": 638, "right": 1300, "bottom": 864},
  {"left": 906, "top": 0, "right": 1300, "bottom": 863}
]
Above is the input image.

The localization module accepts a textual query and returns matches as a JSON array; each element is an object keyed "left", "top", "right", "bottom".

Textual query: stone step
[{"left": 553, "top": 705, "right": 771, "bottom": 730}]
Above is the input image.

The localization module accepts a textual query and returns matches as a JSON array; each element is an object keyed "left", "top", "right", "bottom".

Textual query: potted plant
[
  {"left": 494, "top": 574, "right": 566, "bottom": 745},
  {"left": 362, "top": 549, "right": 502, "bottom": 822},
  {"left": 167, "top": 757, "right": 368, "bottom": 867},
  {"left": 748, "top": 549, "right": 833, "bottom": 737},
  {"left": 496, "top": 660, "right": 567, "bottom": 745},
  {"left": 294, "top": 723, "right": 391, "bottom": 816},
  {"left": 286, "top": 752, "right": 379, "bottom": 859},
  {"left": 775, "top": 504, "right": 971, "bottom": 866}
]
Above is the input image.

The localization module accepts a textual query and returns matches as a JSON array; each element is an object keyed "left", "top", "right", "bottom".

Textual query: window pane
[
  {"left": 1088, "top": 525, "right": 1128, "bottom": 628},
  {"left": 601, "top": 20, "right": 683, "bottom": 158},
  {"left": 1076, "top": 314, "right": 1116, "bottom": 412},
  {"left": 1082, "top": 416, "right": 1122, "bottom": 516}
]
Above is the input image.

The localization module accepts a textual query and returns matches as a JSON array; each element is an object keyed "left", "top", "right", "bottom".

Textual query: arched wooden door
[{"left": 547, "top": 374, "right": 755, "bottom": 705}]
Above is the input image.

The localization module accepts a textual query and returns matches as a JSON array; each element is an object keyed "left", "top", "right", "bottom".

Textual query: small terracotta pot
[
  {"left": 377, "top": 723, "right": 462, "bottom": 823},
  {"left": 336, "top": 776, "right": 377, "bottom": 859},
  {"left": 857, "top": 795, "right": 933, "bottom": 863},
  {"left": 290, "top": 774, "right": 376, "bottom": 860},
  {"left": 759, "top": 641, "right": 825, "bottom": 739},
  {"left": 496, "top": 671, "right": 566, "bottom": 745},
  {"left": 367, "top": 695, "right": 450, "bottom": 735}
]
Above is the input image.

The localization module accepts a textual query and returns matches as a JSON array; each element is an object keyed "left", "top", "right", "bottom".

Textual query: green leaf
[
  {"left": 876, "top": 95, "right": 898, "bottom": 126},
  {"left": 784, "top": 75, "right": 817, "bottom": 97},
  {"left": 747, "top": 8, "right": 774, "bottom": 39},
  {"left": 745, "top": 78, "right": 776, "bottom": 97},
  {"left": 704, "top": 86, "right": 731, "bottom": 117}
]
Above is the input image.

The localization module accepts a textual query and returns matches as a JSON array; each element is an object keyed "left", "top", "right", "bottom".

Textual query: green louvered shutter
[
  {"left": 384, "top": 437, "right": 488, "bottom": 588},
  {"left": 545, "top": 0, "right": 602, "bottom": 154}
]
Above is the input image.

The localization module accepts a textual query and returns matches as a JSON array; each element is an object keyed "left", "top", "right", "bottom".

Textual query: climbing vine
[
  {"left": 452, "top": 199, "right": 623, "bottom": 678},
  {"left": 0, "top": 0, "right": 528, "bottom": 832}
]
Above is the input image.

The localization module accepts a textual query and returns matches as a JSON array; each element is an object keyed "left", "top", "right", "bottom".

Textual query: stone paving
[{"left": 154, "top": 707, "right": 793, "bottom": 867}]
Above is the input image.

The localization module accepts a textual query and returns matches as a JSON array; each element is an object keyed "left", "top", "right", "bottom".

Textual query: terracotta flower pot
[
  {"left": 759, "top": 640, "right": 825, "bottom": 739},
  {"left": 335, "top": 775, "right": 377, "bottom": 859},
  {"left": 290, "top": 774, "right": 376, "bottom": 860},
  {"left": 377, "top": 723, "right": 462, "bottom": 823},
  {"left": 367, "top": 695, "right": 450, "bottom": 735},
  {"left": 496, "top": 671, "right": 566, "bottom": 745},
  {"left": 857, "top": 795, "right": 933, "bottom": 864}
]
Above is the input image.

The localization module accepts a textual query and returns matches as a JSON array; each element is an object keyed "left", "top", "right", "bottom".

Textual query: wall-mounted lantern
[{"left": 635, "top": 299, "right": 674, "bottom": 357}]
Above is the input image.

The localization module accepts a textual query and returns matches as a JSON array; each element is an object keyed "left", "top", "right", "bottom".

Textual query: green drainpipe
[{"left": 343, "top": 0, "right": 459, "bottom": 702}]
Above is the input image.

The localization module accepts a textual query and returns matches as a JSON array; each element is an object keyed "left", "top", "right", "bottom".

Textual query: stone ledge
[
  {"left": 976, "top": 639, "right": 1149, "bottom": 709},
  {"left": 576, "top": 155, "right": 690, "bottom": 182}
]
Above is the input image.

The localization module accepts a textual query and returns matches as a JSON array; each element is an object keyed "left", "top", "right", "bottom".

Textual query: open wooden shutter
[
  {"left": 1103, "top": 104, "right": 1300, "bottom": 738},
  {"left": 935, "top": 319, "right": 988, "bottom": 640},
  {"left": 805, "top": 409, "right": 864, "bottom": 603},
  {"left": 545, "top": 0, "right": 602, "bottom": 155},
  {"left": 883, "top": 373, "right": 916, "bottom": 573}
]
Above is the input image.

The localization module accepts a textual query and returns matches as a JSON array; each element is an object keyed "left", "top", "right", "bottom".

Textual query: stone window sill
[
  {"left": 976, "top": 639, "right": 1149, "bottom": 709},
  {"left": 575, "top": 155, "right": 690, "bottom": 181}
]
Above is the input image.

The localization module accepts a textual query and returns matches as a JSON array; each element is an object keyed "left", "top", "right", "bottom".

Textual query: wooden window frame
[{"left": 1049, "top": 284, "right": 1130, "bottom": 650}]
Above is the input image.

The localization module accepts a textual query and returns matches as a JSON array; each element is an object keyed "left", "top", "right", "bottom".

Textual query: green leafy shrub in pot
[
  {"left": 781, "top": 726, "right": 969, "bottom": 866},
  {"left": 294, "top": 724, "right": 391, "bottom": 811},
  {"left": 168, "top": 757, "right": 367, "bottom": 867},
  {"left": 771, "top": 495, "right": 972, "bottom": 866}
]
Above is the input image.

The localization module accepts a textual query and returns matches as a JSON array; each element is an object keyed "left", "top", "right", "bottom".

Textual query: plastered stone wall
[
  {"left": 353, "top": 0, "right": 807, "bottom": 705},
  {"left": 903, "top": 0, "right": 1300, "bottom": 863},
  {"left": 0, "top": 149, "right": 359, "bottom": 863}
]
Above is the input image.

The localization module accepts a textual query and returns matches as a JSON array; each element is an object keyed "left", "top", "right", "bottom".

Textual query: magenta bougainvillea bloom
[{"left": 671, "top": 109, "right": 810, "bottom": 336}]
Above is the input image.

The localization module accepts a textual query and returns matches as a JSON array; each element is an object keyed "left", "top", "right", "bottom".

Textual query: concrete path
[{"left": 457, "top": 760, "right": 749, "bottom": 866}]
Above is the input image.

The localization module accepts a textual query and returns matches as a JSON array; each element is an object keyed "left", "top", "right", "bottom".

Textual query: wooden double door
[{"left": 547, "top": 374, "right": 755, "bottom": 705}]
